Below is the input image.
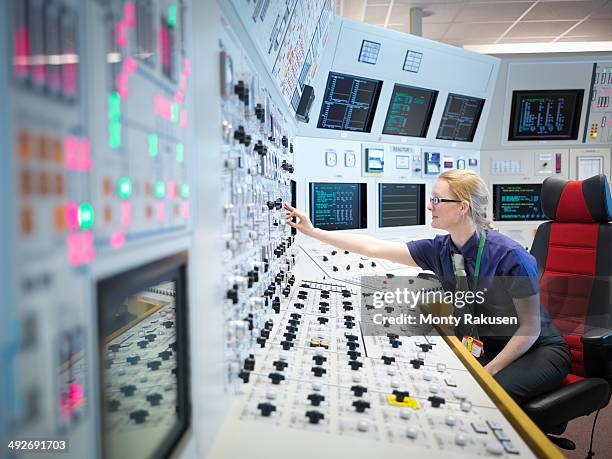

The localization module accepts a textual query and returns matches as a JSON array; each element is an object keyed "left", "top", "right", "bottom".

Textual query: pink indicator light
[
  {"left": 64, "top": 135, "right": 79, "bottom": 170},
  {"left": 120, "top": 200, "right": 132, "bottom": 226},
  {"left": 183, "top": 58, "right": 191, "bottom": 76},
  {"left": 124, "top": 2, "right": 136, "bottom": 27},
  {"left": 154, "top": 94, "right": 173, "bottom": 120},
  {"left": 67, "top": 232, "right": 81, "bottom": 266},
  {"left": 166, "top": 181, "right": 176, "bottom": 200},
  {"left": 82, "top": 231, "right": 95, "bottom": 263},
  {"left": 180, "top": 109, "right": 188, "bottom": 128},
  {"left": 117, "top": 71, "right": 129, "bottom": 99},
  {"left": 110, "top": 230, "right": 126, "bottom": 249},
  {"left": 182, "top": 200, "right": 190, "bottom": 218},
  {"left": 174, "top": 91, "right": 184, "bottom": 103},
  {"left": 32, "top": 62, "right": 47, "bottom": 85},
  {"left": 156, "top": 201, "right": 166, "bottom": 221},
  {"left": 116, "top": 20, "right": 127, "bottom": 48},
  {"left": 179, "top": 74, "right": 187, "bottom": 91},
  {"left": 124, "top": 56, "right": 137, "bottom": 74},
  {"left": 59, "top": 393, "right": 72, "bottom": 420},
  {"left": 69, "top": 382, "right": 85, "bottom": 409},
  {"left": 79, "top": 139, "right": 92, "bottom": 171},
  {"left": 65, "top": 203, "right": 79, "bottom": 230},
  {"left": 13, "top": 26, "right": 30, "bottom": 78}
]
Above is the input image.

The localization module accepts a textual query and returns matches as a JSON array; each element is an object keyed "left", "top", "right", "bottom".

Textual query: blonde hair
[{"left": 438, "top": 169, "right": 495, "bottom": 231}]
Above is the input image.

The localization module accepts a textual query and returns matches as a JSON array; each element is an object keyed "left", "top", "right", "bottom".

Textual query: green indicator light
[
  {"left": 149, "top": 133, "right": 158, "bottom": 157},
  {"left": 171, "top": 103, "right": 179, "bottom": 123},
  {"left": 176, "top": 143, "right": 184, "bottom": 163},
  {"left": 78, "top": 202, "right": 95, "bottom": 229},
  {"left": 109, "top": 123, "right": 122, "bottom": 149},
  {"left": 180, "top": 184, "right": 189, "bottom": 198},
  {"left": 118, "top": 177, "right": 132, "bottom": 199},
  {"left": 109, "top": 92, "right": 122, "bottom": 148},
  {"left": 154, "top": 180, "right": 167, "bottom": 199},
  {"left": 168, "top": 6, "right": 177, "bottom": 26}
]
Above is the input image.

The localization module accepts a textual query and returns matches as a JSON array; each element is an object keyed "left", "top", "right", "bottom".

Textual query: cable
[{"left": 586, "top": 408, "right": 601, "bottom": 459}]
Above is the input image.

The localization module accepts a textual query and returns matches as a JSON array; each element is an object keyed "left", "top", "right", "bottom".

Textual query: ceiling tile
[
  {"left": 593, "top": 0, "right": 612, "bottom": 19},
  {"left": 566, "top": 18, "right": 612, "bottom": 35},
  {"left": 445, "top": 21, "right": 514, "bottom": 39},
  {"left": 505, "top": 20, "right": 580, "bottom": 37},
  {"left": 422, "top": 22, "right": 451, "bottom": 39},
  {"left": 498, "top": 36, "right": 558, "bottom": 43},
  {"left": 365, "top": 4, "right": 390, "bottom": 23},
  {"left": 343, "top": 0, "right": 366, "bottom": 20},
  {"left": 523, "top": 1, "right": 607, "bottom": 21},
  {"left": 455, "top": 2, "right": 533, "bottom": 22}
]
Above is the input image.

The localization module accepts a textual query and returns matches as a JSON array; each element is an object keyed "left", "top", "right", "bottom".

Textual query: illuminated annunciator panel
[
  {"left": 97, "top": 253, "right": 190, "bottom": 459},
  {"left": 585, "top": 62, "right": 612, "bottom": 143}
]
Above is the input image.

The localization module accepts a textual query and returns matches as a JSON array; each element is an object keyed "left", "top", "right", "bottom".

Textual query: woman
[{"left": 284, "top": 169, "right": 570, "bottom": 404}]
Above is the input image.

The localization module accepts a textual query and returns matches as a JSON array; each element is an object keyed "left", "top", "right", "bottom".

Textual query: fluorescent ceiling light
[{"left": 464, "top": 42, "right": 612, "bottom": 54}]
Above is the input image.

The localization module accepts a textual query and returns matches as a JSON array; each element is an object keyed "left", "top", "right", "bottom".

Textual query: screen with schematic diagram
[
  {"left": 378, "top": 183, "right": 426, "bottom": 228},
  {"left": 436, "top": 93, "right": 485, "bottom": 142},
  {"left": 509, "top": 89, "right": 584, "bottom": 141},
  {"left": 317, "top": 72, "right": 383, "bottom": 133},
  {"left": 309, "top": 182, "right": 368, "bottom": 230},
  {"left": 492, "top": 184, "right": 546, "bottom": 221},
  {"left": 97, "top": 254, "right": 189, "bottom": 459}
]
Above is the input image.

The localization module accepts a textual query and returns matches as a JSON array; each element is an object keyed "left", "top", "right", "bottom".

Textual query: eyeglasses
[{"left": 429, "top": 196, "right": 461, "bottom": 205}]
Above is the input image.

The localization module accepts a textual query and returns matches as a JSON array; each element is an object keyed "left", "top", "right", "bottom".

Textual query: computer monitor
[
  {"left": 309, "top": 182, "right": 367, "bottom": 231},
  {"left": 317, "top": 72, "right": 383, "bottom": 133},
  {"left": 97, "top": 253, "right": 190, "bottom": 459},
  {"left": 378, "top": 183, "right": 426, "bottom": 228},
  {"left": 508, "top": 89, "right": 584, "bottom": 141},
  {"left": 382, "top": 84, "right": 438, "bottom": 138},
  {"left": 290, "top": 179, "right": 297, "bottom": 236},
  {"left": 493, "top": 184, "right": 546, "bottom": 221},
  {"left": 436, "top": 93, "right": 485, "bottom": 142}
]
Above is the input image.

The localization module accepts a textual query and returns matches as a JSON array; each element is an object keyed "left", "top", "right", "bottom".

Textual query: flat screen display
[
  {"left": 309, "top": 182, "right": 367, "bottom": 230},
  {"left": 508, "top": 89, "right": 584, "bottom": 140},
  {"left": 436, "top": 93, "right": 485, "bottom": 142},
  {"left": 97, "top": 254, "right": 189, "bottom": 459},
  {"left": 317, "top": 72, "right": 383, "bottom": 133},
  {"left": 493, "top": 184, "right": 546, "bottom": 221},
  {"left": 378, "top": 183, "right": 425, "bottom": 228},
  {"left": 382, "top": 84, "right": 438, "bottom": 138}
]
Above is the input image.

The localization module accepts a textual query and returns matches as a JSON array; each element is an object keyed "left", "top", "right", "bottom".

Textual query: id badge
[{"left": 462, "top": 336, "right": 484, "bottom": 358}]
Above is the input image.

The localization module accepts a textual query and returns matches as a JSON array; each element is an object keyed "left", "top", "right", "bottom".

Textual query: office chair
[{"left": 524, "top": 174, "right": 612, "bottom": 455}]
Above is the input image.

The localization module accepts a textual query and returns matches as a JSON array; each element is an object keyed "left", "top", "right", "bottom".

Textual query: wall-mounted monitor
[
  {"left": 508, "top": 89, "right": 584, "bottom": 141},
  {"left": 382, "top": 84, "right": 438, "bottom": 138},
  {"left": 97, "top": 253, "right": 190, "bottom": 459},
  {"left": 436, "top": 93, "right": 485, "bottom": 142},
  {"left": 317, "top": 72, "right": 383, "bottom": 133},
  {"left": 493, "top": 184, "right": 546, "bottom": 221},
  {"left": 378, "top": 183, "right": 425, "bottom": 228},
  {"left": 309, "top": 182, "right": 367, "bottom": 230}
]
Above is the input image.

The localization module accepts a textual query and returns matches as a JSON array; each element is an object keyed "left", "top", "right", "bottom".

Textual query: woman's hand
[{"left": 284, "top": 203, "right": 316, "bottom": 237}]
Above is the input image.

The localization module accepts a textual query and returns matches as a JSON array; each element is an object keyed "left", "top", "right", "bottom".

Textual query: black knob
[
  {"left": 347, "top": 350, "right": 362, "bottom": 361},
  {"left": 264, "top": 320, "right": 273, "bottom": 330},
  {"left": 311, "top": 366, "right": 327, "bottom": 377},
  {"left": 392, "top": 390, "right": 410, "bottom": 402},
  {"left": 244, "top": 355, "right": 255, "bottom": 371},
  {"left": 283, "top": 332, "right": 295, "bottom": 341},
  {"left": 288, "top": 319, "right": 299, "bottom": 327},
  {"left": 345, "top": 334, "right": 358, "bottom": 342},
  {"left": 285, "top": 325, "right": 297, "bottom": 334},
  {"left": 108, "top": 344, "right": 120, "bottom": 352},
  {"left": 147, "top": 360, "right": 162, "bottom": 371},
  {"left": 352, "top": 400, "right": 371, "bottom": 413},
  {"left": 130, "top": 409, "right": 149, "bottom": 424},
  {"left": 350, "top": 385, "right": 368, "bottom": 397},
  {"left": 332, "top": 266, "right": 338, "bottom": 272},
  {"left": 273, "top": 360, "right": 288, "bottom": 371},
  {"left": 371, "top": 261, "right": 377, "bottom": 267},
  {"left": 257, "top": 337, "right": 267, "bottom": 348},
  {"left": 348, "top": 360, "right": 363, "bottom": 371},
  {"left": 120, "top": 385, "right": 137, "bottom": 396},
  {"left": 238, "top": 370, "right": 250, "bottom": 383},
  {"left": 410, "top": 359, "right": 424, "bottom": 369},
  {"left": 260, "top": 330, "right": 270, "bottom": 339},
  {"left": 358, "top": 263, "right": 364, "bottom": 269},
  {"left": 319, "top": 306, "right": 329, "bottom": 313},
  {"left": 418, "top": 343, "right": 432, "bottom": 352},
  {"left": 312, "top": 355, "right": 327, "bottom": 365},
  {"left": 428, "top": 396, "right": 446, "bottom": 408},
  {"left": 126, "top": 356, "right": 140, "bottom": 365},
  {"left": 387, "top": 333, "right": 399, "bottom": 340},
  {"left": 257, "top": 402, "right": 276, "bottom": 417},
  {"left": 344, "top": 320, "right": 355, "bottom": 329},
  {"left": 331, "top": 250, "right": 337, "bottom": 255},
  {"left": 381, "top": 355, "right": 396, "bottom": 365},
  {"left": 317, "top": 317, "right": 328, "bottom": 325},
  {"left": 322, "top": 256, "right": 328, "bottom": 261},
  {"left": 344, "top": 250, "right": 349, "bottom": 254},
  {"left": 146, "top": 393, "right": 163, "bottom": 406},
  {"left": 137, "top": 340, "right": 149, "bottom": 349},
  {"left": 268, "top": 372, "right": 285, "bottom": 385},
  {"left": 347, "top": 341, "right": 359, "bottom": 351},
  {"left": 162, "top": 320, "right": 174, "bottom": 329},
  {"left": 390, "top": 339, "right": 402, "bottom": 348},
  {"left": 158, "top": 350, "right": 172, "bottom": 360},
  {"left": 226, "top": 289, "right": 239, "bottom": 304},
  {"left": 280, "top": 340, "right": 293, "bottom": 350},
  {"left": 307, "top": 393, "right": 325, "bottom": 406},
  {"left": 145, "top": 333, "right": 156, "bottom": 342},
  {"left": 290, "top": 313, "right": 301, "bottom": 320},
  {"left": 345, "top": 265, "right": 350, "bottom": 271},
  {"left": 281, "top": 136, "right": 288, "bottom": 147}
]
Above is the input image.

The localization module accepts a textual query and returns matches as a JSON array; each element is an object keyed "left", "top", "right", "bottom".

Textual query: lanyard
[{"left": 451, "top": 230, "right": 487, "bottom": 294}]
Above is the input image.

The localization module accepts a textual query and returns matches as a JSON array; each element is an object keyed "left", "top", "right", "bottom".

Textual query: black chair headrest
[{"left": 541, "top": 175, "right": 612, "bottom": 223}]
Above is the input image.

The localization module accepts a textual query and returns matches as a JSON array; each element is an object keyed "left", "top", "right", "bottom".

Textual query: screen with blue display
[
  {"left": 436, "top": 93, "right": 485, "bottom": 142},
  {"left": 493, "top": 184, "right": 546, "bottom": 221},
  {"left": 309, "top": 182, "right": 367, "bottom": 230},
  {"left": 382, "top": 84, "right": 438, "bottom": 138},
  {"left": 317, "top": 72, "right": 382, "bottom": 133},
  {"left": 378, "top": 183, "right": 425, "bottom": 228},
  {"left": 508, "top": 89, "right": 584, "bottom": 140}
]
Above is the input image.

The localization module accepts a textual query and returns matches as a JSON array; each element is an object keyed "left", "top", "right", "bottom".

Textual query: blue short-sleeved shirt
[{"left": 407, "top": 230, "right": 559, "bottom": 344}]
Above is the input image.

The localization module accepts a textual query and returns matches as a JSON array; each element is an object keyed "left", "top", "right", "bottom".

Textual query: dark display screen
[
  {"left": 317, "top": 72, "right": 382, "bottom": 133},
  {"left": 378, "top": 183, "right": 425, "bottom": 228},
  {"left": 493, "top": 184, "right": 546, "bottom": 221},
  {"left": 309, "top": 182, "right": 367, "bottom": 230},
  {"left": 508, "top": 90, "right": 584, "bottom": 140},
  {"left": 436, "top": 93, "right": 485, "bottom": 142},
  {"left": 382, "top": 84, "right": 438, "bottom": 138}
]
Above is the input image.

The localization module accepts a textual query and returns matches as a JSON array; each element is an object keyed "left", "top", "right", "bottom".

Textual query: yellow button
[{"left": 386, "top": 394, "right": 420, "bottom": 409}]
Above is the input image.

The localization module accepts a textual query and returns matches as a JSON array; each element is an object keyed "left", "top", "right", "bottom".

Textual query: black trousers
[{"left": 477, "top": 338, "right": 572, "bottom": 405}]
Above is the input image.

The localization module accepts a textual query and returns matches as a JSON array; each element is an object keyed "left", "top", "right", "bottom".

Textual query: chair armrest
[
  {"left": 523, "top": 378, "right": 610, "bottom": 434},
  {"left": 582, "top": 328, "right": 612, "bottom": 379}
]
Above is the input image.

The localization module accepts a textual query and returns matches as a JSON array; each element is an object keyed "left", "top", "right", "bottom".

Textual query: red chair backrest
[{"left": 531, "top": 175, "right": 612, "bottom": 377}]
